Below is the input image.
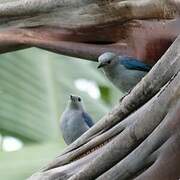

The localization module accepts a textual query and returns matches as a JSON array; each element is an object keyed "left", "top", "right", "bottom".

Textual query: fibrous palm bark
[{"left": 0, "top": 0, "right": 179, "bottom": 179}]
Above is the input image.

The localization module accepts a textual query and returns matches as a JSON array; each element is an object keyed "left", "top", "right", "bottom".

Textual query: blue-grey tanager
[
  {"left": 97, "top": 52, "right": 152, "bottom": 93},
  {"left": 60, "top": 95, "right": 94, "bottom": 145}
]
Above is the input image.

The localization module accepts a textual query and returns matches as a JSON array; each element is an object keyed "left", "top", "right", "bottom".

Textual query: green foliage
[
  {"left": 0, "top": 143, "right": 65, "bottom": 180},
  {"left": 0, "top": 48, "right": 120, "bottom": 180}
]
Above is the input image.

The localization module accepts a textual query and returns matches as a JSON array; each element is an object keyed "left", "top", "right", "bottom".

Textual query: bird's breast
[{"left": 104, "top": 65, "right": 147, "bottom": 92}]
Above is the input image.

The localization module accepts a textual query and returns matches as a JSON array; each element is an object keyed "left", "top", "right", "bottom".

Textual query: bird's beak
[
  {"left": 97, "top": 63, "right": 105, "bottom": 69},
  {"left": 70, "top": 95, "right": 74, "bottom": 101}
]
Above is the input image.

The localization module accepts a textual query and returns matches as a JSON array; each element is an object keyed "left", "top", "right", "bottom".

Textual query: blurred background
[{"left": 0, "top": 48, "right": 122, "bottom": 180}]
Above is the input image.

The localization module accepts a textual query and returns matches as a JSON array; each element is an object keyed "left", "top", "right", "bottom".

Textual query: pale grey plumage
[
  {"left": 60, "top": 95, "right": 94, "bottom": 145},
  {"left": 98, "top": 52, "right": 152, "bottom": 93}
]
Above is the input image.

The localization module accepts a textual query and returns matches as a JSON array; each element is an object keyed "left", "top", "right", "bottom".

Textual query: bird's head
[
  {"left": 97, "top": 52, "right": 118, "bottom": 69},
  {"left": 68, "top": 95, "right": 83, "bottom": 110}
]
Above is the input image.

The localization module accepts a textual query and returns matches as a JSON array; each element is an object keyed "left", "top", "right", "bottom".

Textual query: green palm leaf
[{"left": 0, "top": 48, "right": 120, "bottom": 180}]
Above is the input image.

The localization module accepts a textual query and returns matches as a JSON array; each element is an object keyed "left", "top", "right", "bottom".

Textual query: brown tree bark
[
  {"left": 0, "top": 0, "right": 179, "bottom": 180},
  {"left": 0, "top": 0, "right": 179, "bottom": 63}
]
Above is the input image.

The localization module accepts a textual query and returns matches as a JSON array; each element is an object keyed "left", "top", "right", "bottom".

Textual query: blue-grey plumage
[
  {"left": 97, "top": 52, "right": 152, "bottom": 93},
  {"left": 60, "top": 95, "right": 94, "bottom": 145}
]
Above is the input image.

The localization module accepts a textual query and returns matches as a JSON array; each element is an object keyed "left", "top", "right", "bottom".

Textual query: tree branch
[{"left": 0, "top": 0, "right": 176, "bottom": 29}]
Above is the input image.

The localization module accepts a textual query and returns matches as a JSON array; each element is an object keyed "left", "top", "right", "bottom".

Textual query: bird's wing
[
  {"left": 120, "top": 57, "right": 152, "bottom": 72},
  {"left": 82, "top": 112, "right": 94, "bottom": 127}
]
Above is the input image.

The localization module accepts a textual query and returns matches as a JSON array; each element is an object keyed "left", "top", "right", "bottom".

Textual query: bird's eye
[
  {"left": 107, "top": 60, "right": 111, "bottom": 64},
  {"left": 78, "top": 97, "right": 81, "bottom": 102}
]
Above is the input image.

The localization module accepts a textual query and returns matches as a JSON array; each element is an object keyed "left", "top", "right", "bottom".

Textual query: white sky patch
[
  {"left": 2, "top": 136, "right": 23, "bottom": 152},
  {"left": 74, "top": 79, "right": 100, "bottom": 99}
]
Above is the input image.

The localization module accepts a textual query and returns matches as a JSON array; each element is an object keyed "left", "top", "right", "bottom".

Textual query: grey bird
[
  {"left": 60, "top": 95, "right": 94, "bottom": 145},
  {"left": 97, "top": 52, "right": 152, "bottom": 93}
]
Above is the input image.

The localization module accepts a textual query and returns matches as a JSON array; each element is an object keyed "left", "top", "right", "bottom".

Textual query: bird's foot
[{"left": 119, "top": 90, "right": 131, "bottom": 102}]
